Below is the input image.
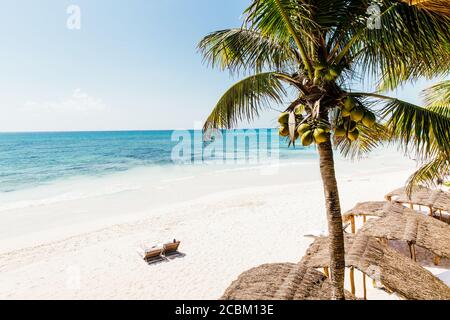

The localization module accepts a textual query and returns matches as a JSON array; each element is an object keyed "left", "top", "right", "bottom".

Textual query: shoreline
[
  {"left": 1, "top": 151, "right": 436, "bottom": 300},
  {"left": 0, "top": 148, "right": 415, "bottom": 252}
]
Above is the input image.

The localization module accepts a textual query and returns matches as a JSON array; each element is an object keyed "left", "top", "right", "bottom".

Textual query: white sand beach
[{"left": 0, "top": 149, "right": 444, "bottom": 300}]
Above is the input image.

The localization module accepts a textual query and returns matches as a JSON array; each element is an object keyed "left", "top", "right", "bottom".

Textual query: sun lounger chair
[
  {"left": 137, "top": 246, "right": 164, "bottom": 263},
  {"left": 138, "top": 239, "right": 181, "bottom": 263},
  {"left": 163, "top": 240, "right": 181, "bottom": 256}
]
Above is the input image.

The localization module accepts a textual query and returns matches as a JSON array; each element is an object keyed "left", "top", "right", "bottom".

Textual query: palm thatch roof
[
  {"left": 221, "top": 262, "right": 356, "bottom": 300},
  {"left": 301, "top": 233, "right": 450, "bottom": 300},
  {"left": 385, "top": 186, "right": 450, "bottom": 213},
  {"left": 359, "top": 202, "right": 450, "bottom": 259},
  {"left": 401, "top": 0, "right": 450, "bottom": 15},
  {"left": 342, "top": 201, "right": 388, "bottom": 223}
]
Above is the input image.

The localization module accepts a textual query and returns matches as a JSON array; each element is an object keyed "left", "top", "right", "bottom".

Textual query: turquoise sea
[{"left": 0, "top": 130, "right": 318, "bottom": 193}]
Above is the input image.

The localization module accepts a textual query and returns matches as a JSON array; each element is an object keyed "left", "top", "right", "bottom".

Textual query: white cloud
[{"left": 23, "top": 89, "right": 107, "bottom": 113}]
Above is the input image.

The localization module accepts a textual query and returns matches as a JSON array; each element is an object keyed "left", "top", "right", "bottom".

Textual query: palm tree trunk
[{"left": 317, "top": 136, "right": 346, "bottom": 300}]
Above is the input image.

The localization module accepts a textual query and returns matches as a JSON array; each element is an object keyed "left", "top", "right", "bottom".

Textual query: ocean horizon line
[{"left": 0, "top": 128, "right": 278, "bottom": 134}]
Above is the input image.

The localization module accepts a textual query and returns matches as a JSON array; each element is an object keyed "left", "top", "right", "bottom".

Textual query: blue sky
[{"left": 0, "top": 0, "right": 441, "bottom": 132}]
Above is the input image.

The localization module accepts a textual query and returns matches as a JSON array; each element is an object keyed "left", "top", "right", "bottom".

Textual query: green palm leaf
[
  {"left": 381, "top": 98, "right": 450, "bottom": 160},
  {"left": 334, "top": 122, "right": 387, "bottom": 159},
  {"left": 406, "top": 155, "right": 450, "bottom": 194},
  {"left": 349, "top": 1, "right": 450, "bottom": 87},
  {"left": 423, "top": 80, "right": 450, "bottom": 106},
  {"left": 198, "top": 28, "right": 297, "bottom": 74},
  {"left": 244, "top": 0, "right": 314, "bottom": 78},
  {"left": 203, "top": 72, "right": 288, "bottom": 131}
]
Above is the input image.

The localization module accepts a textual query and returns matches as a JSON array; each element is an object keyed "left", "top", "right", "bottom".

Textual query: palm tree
[{"left": 198, "top": 0, "right": 450, "bottom": 299}]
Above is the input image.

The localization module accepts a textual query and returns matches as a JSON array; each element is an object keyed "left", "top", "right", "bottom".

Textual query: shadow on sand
[{"left": 145, "top": 252, "right": 186, "bottom": 265}]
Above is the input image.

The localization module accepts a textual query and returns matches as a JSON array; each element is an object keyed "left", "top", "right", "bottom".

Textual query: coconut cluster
[
  {"left": 297, "top": 122, "right": 330, "bottom": 146},
  {"left": 278, "top": 96, "right": 377, "bottom": 145},
  {"left": 278, "top": 109, "right": 330, "bottom": 146},
  {"left": 313, "top": 62, "right": 341, "bottom": 84},
  {"left": 334, "top": 97, "right": 376, "bottom": 141}
]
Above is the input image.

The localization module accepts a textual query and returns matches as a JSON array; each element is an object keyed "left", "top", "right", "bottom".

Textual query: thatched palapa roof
[
  {"left": 385, "top": 186, "right": 450, "bottom": 213},
  {"left": 301, "top": 233, "right": 450, "bottom": 300},
  {"left": 342, "top": 201, "right": 388, "bottom": 223},
  {"left": 221, "top": 262, "right": 356, "bottom": 300},
  {"left": 359, "top": 202, "right": 450, "bottom": 259}
]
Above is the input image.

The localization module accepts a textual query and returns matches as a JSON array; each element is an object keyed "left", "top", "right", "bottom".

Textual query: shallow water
[{"left": 0, "top": 130, "right": 318, "bottom": 193}]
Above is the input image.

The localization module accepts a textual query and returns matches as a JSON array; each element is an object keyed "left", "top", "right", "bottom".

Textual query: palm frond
[
  {"left": 427, "top": 104, "right": 450, "bottom": 118},
  {"left": 334, "top": 122, "right": 387, "bottom": 159},
  {"left": 375, "top": 60, "right": 444, "bottom": 92},
  {"left": 329, "top": 102, "right": 386, "bottom": 159},
  {"left": 380, "top": 97, "right": 450, "bottom": 159},
  {"left": 198, "top": 28, "right": 297, "bottom": 74},
  {"left": 244, "top": 0, "right": 314, "bottom": 78},
  {"left": 406, "top": 155, "right": 450, "bottom": 195},
  {"left": 351, "top": 0, "right": 450, "bottom": 88},
  {"left": 203, "top": 72, "right": 288, "bottom": 131},
  {"left": 423, "top": 80, "right": 450, "bottom": 106}
]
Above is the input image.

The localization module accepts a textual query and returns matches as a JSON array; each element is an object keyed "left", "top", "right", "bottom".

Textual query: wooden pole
[
  {"left": 407, "top": 242, "right": 417, "bottom": 261},
  {"left": 323, "top": 267, "right": 329, "bottom": 277},
  {"left": 363, "top": 272, "right": 367, "bottom": 300},
  {"left": 429, "top": 206, "right": 433, "bottom": 217},
  {"left": 409, "top": 202, "right": 414, "bottom": 209},
  {"left": 351, "top": 215, "right": 356, "bottom": 234},
  {"left": 434, "top": 255, "right": 441, "bottom": 266},
  {"left": 363, "top": 216, "right": 367, "bottom": 224},
  {"left": 350, "top": 267, "right": 355, "bottom": 295},
  {"left": 408, "top": 242, "right": 414, "bottom": 259}
]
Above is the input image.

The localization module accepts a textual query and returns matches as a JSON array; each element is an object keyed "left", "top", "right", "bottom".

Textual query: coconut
[
  {"left": 362, "top": 112, "right": 376, "bottom": 127},
  {"left": 341, "top": 108, "right": 351, "bottom": 117},
  {"left": 297, "top": 123, "right": 311, "bottom": 135},
  {"left": 344, "top": 120, "right": 357, "bottom": 132},
  {"left": 313, "top": 128, "right": 324, "bottom": 136},
  {"left": 279, "top": 126, "right": 289, "bottom": 137},
  {"left": 344, "top": 97, "right": 355, "bottom": 111},
  {"left": 294, "top": 106, "right": 304, "bottom": 116},
  {"left": 334, "top": 127, "right": 346, "bottom": 137},
  {"left": 278, "top": 112, "right": 289, "bottom": 125},
  {"left": 301, "top": 130, "right": 314, "bottom": 146},
  {"left": 350, "top": 107, "right": 365, "bottom": 122},
  {"left": 314, "top": 128, "right": 328, "bottom": 144},
  {"left": 347, "top": 128, "right": 360, "bottom": 141}
]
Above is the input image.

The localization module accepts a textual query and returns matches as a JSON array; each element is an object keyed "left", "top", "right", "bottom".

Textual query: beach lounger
[
  {"left": 137, "top": 246, "right": 164, "bottom": 263},
  {"left": 138, "top": 239, "right": 181, "bottom": 263},
  {"left": 163, "top": 240, "right": 181, "bottom": 256}
]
